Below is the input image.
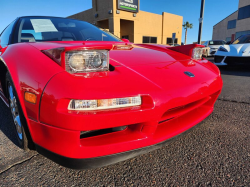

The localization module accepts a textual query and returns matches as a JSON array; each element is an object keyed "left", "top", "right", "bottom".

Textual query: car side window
[
  {"left": 209, "top": 41, "right": 214, "bottom": 45},
  {"left": 0, "top": 21, "right": 16, "bottom": 48}
]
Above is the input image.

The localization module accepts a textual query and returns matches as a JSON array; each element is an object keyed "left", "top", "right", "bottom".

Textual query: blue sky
[{"left": 0, "top": 0, "right": 239, "bottom": 44}]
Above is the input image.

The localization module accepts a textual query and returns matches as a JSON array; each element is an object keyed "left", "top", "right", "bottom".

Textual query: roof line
[{"left": 213, "top": 10, "right": 238, "bottom": 27}]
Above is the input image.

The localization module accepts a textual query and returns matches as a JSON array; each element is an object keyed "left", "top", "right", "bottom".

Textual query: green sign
[{"left": 118, "top": 0, "right": 139, "bottom": 13}]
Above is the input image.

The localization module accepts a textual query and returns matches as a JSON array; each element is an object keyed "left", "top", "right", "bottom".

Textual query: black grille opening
[
  {"left": 80, "top": 126, "right": 127, "bottom": 139},
  {"left": 224, "top": 56, "right": 250, "bottom": 64},
  {"left": 214, "top": 55, "right": 224, "bottom": 63}
]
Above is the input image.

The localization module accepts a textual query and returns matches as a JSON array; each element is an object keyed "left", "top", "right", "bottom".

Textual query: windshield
[
  {"left": 14, "top": 17, "right": 121, "bottom": 43},
  {"left": 232, "top": 35, "right": 250, "bottom": 44},
  {"left": 209, "top": 41, "right": 225, "bottom": 45}
]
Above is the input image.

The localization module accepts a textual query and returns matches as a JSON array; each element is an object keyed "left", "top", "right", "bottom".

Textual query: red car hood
[{"left": 109, "top": 45, "right": 219, "bottom": 93}]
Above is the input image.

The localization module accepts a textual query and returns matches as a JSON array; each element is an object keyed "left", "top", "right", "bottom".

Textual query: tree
[{"left": 182, "top": 21, "right": 193, "bottom": 45}]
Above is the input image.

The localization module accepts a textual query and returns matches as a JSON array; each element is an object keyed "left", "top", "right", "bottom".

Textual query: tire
[{"left": 6, "top": 72, "right": 33, "bottom": 150}]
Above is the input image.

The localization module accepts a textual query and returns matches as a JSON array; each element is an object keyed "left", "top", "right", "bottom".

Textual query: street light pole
[{"left": 198, "top": 0, "right": 205, "bottom": 44}]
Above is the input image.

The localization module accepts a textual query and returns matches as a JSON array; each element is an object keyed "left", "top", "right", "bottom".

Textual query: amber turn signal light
[{"left": 25, "top": 92, "right": 37, "bottom": 104}]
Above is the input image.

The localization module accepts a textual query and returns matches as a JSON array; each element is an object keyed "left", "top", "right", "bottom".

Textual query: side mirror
[{"left": 122, "top": 39, "right": 130, "bottom": 43}]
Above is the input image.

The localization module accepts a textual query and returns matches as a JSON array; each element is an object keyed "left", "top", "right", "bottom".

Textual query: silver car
[{"left": 203, "top": 40, "right": 226, "bottom": 57}]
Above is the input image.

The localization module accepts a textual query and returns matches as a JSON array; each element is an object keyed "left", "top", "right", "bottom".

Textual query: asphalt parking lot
[{"left": 1, "top": 57, "right": 250, "bottom": 186}]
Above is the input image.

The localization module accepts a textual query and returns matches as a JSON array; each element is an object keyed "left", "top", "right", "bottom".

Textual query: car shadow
[
  {"left": 218, "top": 65, "right": 250, "bottom": 77},
  {"left": 0, "top": 99, "right": 20, "bottom": 148}
]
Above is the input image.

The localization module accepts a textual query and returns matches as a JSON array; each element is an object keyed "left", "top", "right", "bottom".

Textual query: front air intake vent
[
  {"left": 80, "top": 126, "right": 127, "bottom": 139},
  {"left": 160, "top": 96, "right": 211, "bottom": 123}
]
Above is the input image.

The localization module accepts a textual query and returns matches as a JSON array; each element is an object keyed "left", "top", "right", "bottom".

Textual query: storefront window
[
  {"left": 143, "top": 36, "right": 157, "bottom": 43},
  {"left": 167, "top": 38, "right": 178, "bottom": 45}
]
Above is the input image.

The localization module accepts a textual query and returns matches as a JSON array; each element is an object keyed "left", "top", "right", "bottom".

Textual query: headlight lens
[
  {"left": 68, "top": 96, "right": 141, "bottom": 111},
  {"left": 65, "top": 50, "right": 109, "bottom": 73},
  {"left": 192, "top": 48, "right": 203, "bottom": 60},
  {"left": 69, "top": 54, "right": 86, "bottom": 71},
  {"left": 218, "top": 47, "right": 228, "bottom": 52}
]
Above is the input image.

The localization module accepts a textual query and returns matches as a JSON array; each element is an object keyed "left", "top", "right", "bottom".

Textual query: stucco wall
[
  {"left": 212, "top": 11, "right": 238, "bottom": 40},
  {"left": 162, "top": 12, "right": 183, "bottom": 44},
  {"left": 236, "top": 18, "right": 250, "bottom": 34},
  {"left": 238, "top": 0, "right": 250, "bottom": 8}
]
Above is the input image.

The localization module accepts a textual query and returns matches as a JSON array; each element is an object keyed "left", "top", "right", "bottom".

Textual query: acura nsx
[{"left": 0, "top": 16, "right": 223, "bottom": 169}]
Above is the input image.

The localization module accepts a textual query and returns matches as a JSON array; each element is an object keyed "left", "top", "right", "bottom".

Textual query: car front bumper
[
  {"left": 28, "top": 90, "right": 220, "bottom": 169},
  {"left": 214, "top": 55, "right": 250, "bottom": 65},
  {"left": 34, "top": 119, "right": 206, "bottom": 169}
]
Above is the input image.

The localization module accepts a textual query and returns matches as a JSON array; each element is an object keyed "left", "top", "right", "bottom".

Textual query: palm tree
[{"left": 182, "top": 22, "right": 193, "bottom": 45}]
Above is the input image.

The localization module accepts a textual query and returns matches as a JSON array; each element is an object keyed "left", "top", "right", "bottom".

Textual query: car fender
[{"left": 0, "top": 43, "right": 64, "bottom": 128}]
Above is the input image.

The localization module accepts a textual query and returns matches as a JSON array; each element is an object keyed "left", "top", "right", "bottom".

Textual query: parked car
[
  {"left": 202, "top": 40, "right": 226, "bottom": 57},
  {"left": 214, "top": 34, "right": 250, "bottom": 66},
  {"left": 0, "top": 16, "right": 222, "bottom": 169}
]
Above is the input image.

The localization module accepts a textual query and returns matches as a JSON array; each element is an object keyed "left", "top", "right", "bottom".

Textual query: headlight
[
  {"left": 192, "top": 48, "right": 203, "bottom": 60},
  {"left": 65, "top": 50, "right": 109, "bottom": 73},
  {"left": 68, "top": 54, "right": 86, "bottom": 71},
  {"left": 68, "top": 96, "right": 141, "bottom": 110},
  {"left": 218, "top": 47, "right": 228, "bottom": 52}
]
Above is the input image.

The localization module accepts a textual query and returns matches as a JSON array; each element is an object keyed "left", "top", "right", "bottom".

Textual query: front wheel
[{"left": 6, "top": 72, "right": 31, "bottom": 150}]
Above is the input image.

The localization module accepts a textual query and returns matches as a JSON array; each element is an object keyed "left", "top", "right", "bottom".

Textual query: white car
[
  {"left": 202, "top": 40, "right": 226, "bottom": 57},
  {"left": 214, "top": 34, "right": 250, "bottom": 66}
]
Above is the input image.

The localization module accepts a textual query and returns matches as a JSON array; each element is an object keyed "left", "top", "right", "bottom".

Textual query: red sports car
[{"left": 0, "top": 16, "right": 222, "bottom": 169}]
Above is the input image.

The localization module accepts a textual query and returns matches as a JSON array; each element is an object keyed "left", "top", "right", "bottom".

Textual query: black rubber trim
[{"left": 36, "top": 121, "right": 205, "bottom": 170}]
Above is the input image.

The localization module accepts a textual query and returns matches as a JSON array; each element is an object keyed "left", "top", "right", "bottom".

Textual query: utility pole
[{"left": 198, "top": 0, "right": 205, "bottom": 44}]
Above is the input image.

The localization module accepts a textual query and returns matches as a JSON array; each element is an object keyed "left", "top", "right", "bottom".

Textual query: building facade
[
  {"left": 213, "top": 0, "right": 250, "bottom": 42},
  {"left": 68, "top": 0, "right": 183, "bottom": 44}
]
